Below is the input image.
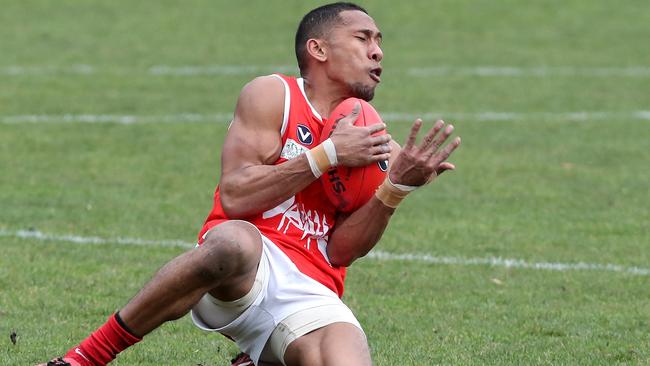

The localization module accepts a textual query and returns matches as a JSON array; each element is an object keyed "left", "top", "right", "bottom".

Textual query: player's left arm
[{"left": 327, "top": 120, "right": 460, "bottom": 267}]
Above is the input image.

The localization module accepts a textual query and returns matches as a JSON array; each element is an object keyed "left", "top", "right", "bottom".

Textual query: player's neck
[{"left": 301, "top": 75, "right": 350, "bottom": 119}]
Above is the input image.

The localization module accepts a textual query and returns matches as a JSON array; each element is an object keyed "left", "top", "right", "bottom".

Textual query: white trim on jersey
[
  {"left": 297, "top": 78, "right": 322, "bottom": 121},
  {"left": 270, "top": 74, "right": 291, "bottom": 136}
]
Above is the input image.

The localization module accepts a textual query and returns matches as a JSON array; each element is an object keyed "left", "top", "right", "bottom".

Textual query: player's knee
[
  {"left": 197, "top": 221, "right": 262, "bottom": 281},
  {"left": 285, "top": 323, "right": 370, "bottom": 366}
]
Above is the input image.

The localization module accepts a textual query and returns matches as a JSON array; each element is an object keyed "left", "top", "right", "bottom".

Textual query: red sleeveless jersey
[{"left": 198, "top": 74, "right": 346, "bottom": 296}]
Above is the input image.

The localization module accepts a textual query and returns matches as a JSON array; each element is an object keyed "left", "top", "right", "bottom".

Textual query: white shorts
[{"left": 190, "top": 228, "right": 363, "bottom": 365}]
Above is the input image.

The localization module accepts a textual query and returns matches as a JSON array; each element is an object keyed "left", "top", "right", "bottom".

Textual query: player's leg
[
  {"left": 119, "top": 220, "right": 263, "bottom": 335},
  {"left": 39, "top": 220, "right": 262, "bottom": 366},
  {"left": 283, "top": 322, "right": 371, "bottom": 366}
]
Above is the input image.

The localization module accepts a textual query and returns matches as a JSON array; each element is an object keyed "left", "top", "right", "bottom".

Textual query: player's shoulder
[
  {"left": 234, "top": 75, "right": 286, "bottom": 127},
  {"left": 239, "top": 74, "right": 285, "bottom": 100}
]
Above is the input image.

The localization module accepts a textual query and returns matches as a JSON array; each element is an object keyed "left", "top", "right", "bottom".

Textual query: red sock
[{"left": 64, "top": 313, "right": 142, "bottom": 366}]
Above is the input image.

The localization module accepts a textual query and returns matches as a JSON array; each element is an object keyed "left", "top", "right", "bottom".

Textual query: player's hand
[
  {"left": 389, "top": 119, "right": 461, "bottom": 186},
  {"left": 328, "top": 102, "right": 392, "bottom": 167}
]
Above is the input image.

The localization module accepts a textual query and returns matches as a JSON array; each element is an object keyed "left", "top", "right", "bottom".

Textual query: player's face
[{"left": 325, "top": 10, "right": 383, "bottom": 101}]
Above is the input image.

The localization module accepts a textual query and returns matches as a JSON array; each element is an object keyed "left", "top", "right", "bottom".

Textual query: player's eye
[{"left": 355, "top": 36, "right": 367, "bottom": 42}]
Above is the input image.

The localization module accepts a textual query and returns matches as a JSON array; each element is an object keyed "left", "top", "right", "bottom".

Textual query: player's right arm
[
  {"left": 218, "top": 76, "right": 314, "bottom": 218},
  {"left": 219, "top": 77, "right": 391, "bottom": 219}
]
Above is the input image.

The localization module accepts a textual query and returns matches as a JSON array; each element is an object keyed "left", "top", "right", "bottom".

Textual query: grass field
[{"left": 2, "top": 0, "right": 649, "bottom": 365}]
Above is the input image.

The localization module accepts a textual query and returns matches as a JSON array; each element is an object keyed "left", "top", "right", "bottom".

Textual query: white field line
[
  {"left": 380, "top": 111, "right": 650, "bottom": 122},
  {"left": 0, "top": 64, "right": 98, "bottom": 75},
  {"left": 407, "top": 66, "right": 650, "bottom": 77},
  {"left": 366, "top": 251, "right": 650, "bottom": 276},
  {"left": 0, "top": 113, "right": 233, "bottom": 124},
  {"left": 2, "top": 64, "right": 650, "bottom": 77},
  {"left": 2, "top": 229, "right": 194, "bottom": 249},
  {"left": 148, "top": 65, "right": 297, "bottom": 76},
  {"left": 0, "top": 65, "right": 298, "bottom": 76},
  {"left": 2, "top": 228, "right": 648, "bottom": 276},
  {"left": 2, "top": 111, "right": 650, "bottom": 125}
]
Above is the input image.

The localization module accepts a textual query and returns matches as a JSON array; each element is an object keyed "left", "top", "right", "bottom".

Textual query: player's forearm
[
  {"left": 327, "top": 197, "right": 396, "bottom": 267},
  {"left": 220, "top": 155, "right": 317, "bottom": 218}
]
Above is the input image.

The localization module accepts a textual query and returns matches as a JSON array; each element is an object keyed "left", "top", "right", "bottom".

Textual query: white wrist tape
[
  {"left": 388, "top": 177, "right": 418, "bottom": 192},
  {"left": 322, "top": 138, "right": 338, "bottom": 166}
]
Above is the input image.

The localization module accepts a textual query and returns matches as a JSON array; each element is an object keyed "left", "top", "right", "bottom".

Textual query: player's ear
[{"left": 306, "top": 38, "right": 327, "bottom": 62}]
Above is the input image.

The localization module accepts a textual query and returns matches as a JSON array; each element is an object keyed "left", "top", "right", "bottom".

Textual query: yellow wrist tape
[
  {"left": 306, "top": 139, "right": 337, "bottom": 178},
  {"left": 375, "top": 178, "right": 411, "bottom": 208}
]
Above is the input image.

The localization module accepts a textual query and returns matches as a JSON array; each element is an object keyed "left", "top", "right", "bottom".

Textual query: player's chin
[{"left": 350, "top": 82, "right": 376, "bottom": 102}]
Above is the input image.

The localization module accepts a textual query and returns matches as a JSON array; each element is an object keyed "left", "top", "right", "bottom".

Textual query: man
[{"left": 41, "top": 2, "right": 460, "bottom": 366}]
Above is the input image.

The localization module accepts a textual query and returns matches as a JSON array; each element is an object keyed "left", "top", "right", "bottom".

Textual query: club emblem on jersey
[
  {"left": 296, "top": 124, "right": 313, "bottom": 145},
  {"left": 377, "top": 159, "right": 389, "bottom": 172}
]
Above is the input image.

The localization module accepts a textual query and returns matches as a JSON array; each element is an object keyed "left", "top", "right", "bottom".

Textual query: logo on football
[
  {"left": 327, "top": 169, "right": 346, "bottom": 194},
  {"left": 377, "top": 159, "right": 389, "bottom": 172}
]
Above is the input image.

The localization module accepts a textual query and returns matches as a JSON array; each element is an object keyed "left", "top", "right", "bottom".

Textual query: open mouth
[{"left": 370, "top": 67, "right": 382, "bottom": 83}]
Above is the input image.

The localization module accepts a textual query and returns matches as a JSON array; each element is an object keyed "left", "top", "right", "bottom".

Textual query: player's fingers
[
  {"left": 369, "top": 152, "right": 391, "bottom": 162},
  {"left": 369, "top": 134, "right": 391, "bottom": 146},
  {"left": 435, "top": 162, "right": 456, "bottom": 176},
  {"left": 419, "top": 120, "right": 445, "bottom": 151},
  {"left": 431, "top": 136, "right": 461, "bottom": 165},
  {"left": 427, "top": 122, "right": 451, "bottom": 151},
  {"left": 367, "top": 122, "right": 387, "bottom": 135},
  {"left": 424, "top": 124, "right": 454, "bottom": 159},
  {"left": 338, "top": 102, "right": 361, "bottom": 126},
  {"left": 371, "top": 143, "right": 391, "bottom": 156},
  {"left": 404, "top": 119, "right": 423, "bottom": 149}
]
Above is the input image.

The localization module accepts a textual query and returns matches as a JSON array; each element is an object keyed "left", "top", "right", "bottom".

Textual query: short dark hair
[{"left": 295, "top": 2, "right": 368, "bottom": 75}]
